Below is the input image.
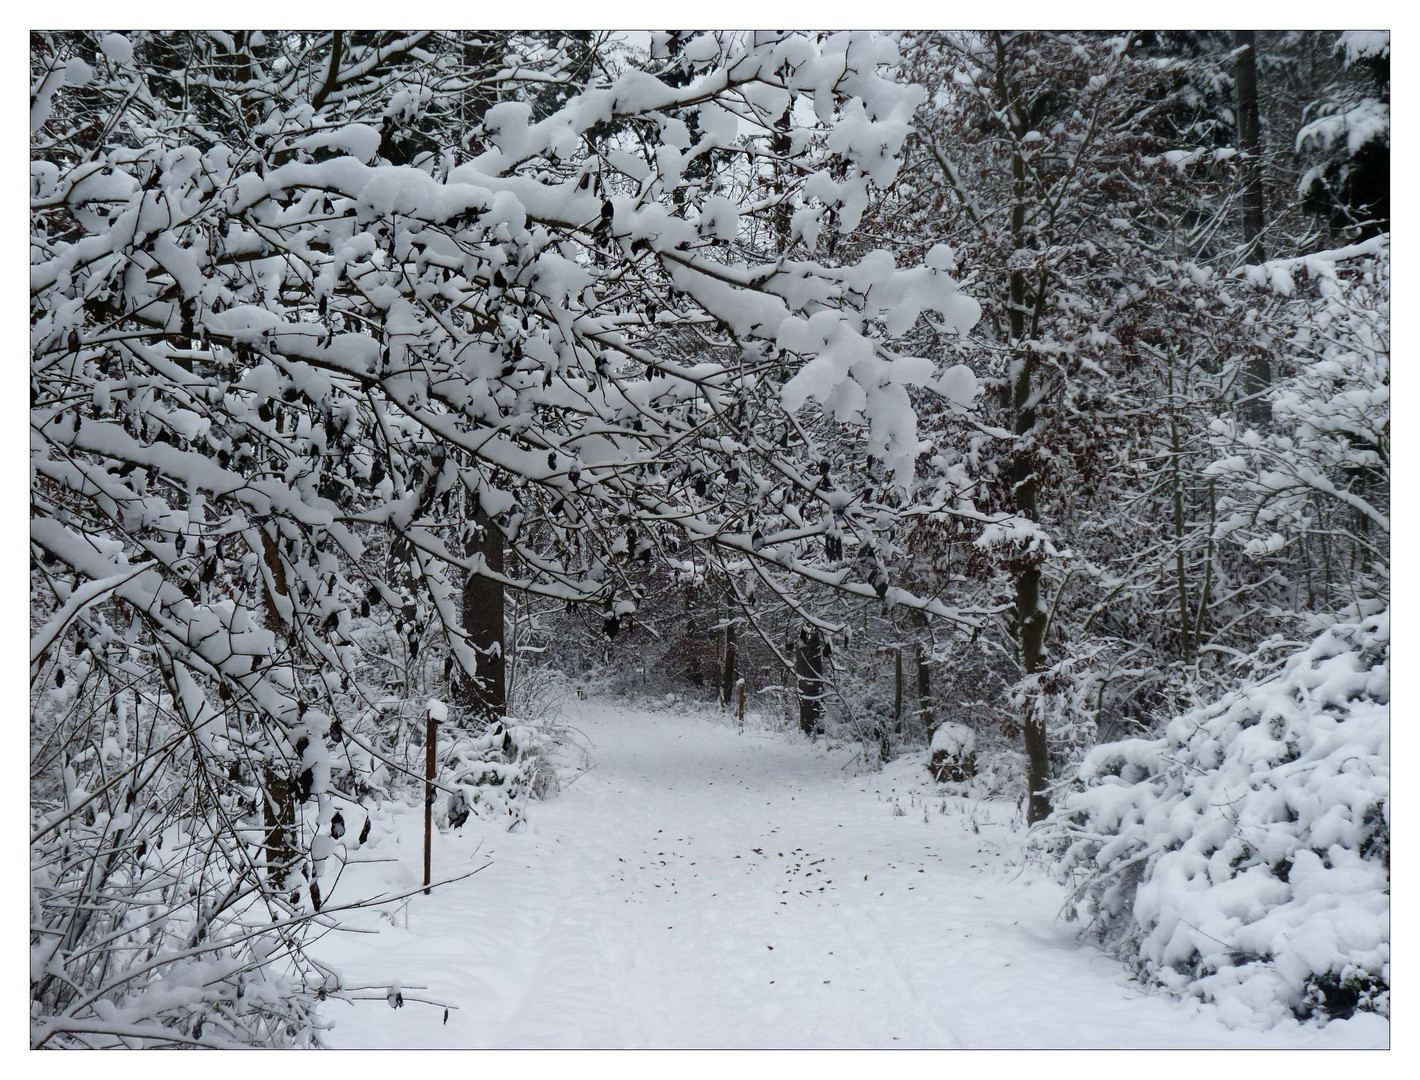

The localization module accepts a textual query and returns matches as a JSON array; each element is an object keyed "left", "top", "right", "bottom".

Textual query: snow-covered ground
[{"left": 309, "top": 700, "right": 1388, "bottom": 1049}]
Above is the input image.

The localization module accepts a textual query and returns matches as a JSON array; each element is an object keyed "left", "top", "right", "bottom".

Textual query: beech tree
[
  {"left": 880, "top": 30, "right": 1388, "bottom": 821},
  {"left": 890, "top": 30, "right": 1195, "bottom": 821},
  {"left": 30, "top": 29, "right": 989, "bottom": 1045}
]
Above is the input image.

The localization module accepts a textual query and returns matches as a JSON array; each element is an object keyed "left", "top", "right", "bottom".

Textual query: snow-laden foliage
[
  {"left": 440, "top": 716, "right": 561, "bottom": 830},
  {"left": 1212, "top": 236, "right": 1389, "bottom": 614},
  {"left": 1039, "top": 610, "right": 1389, "bottom": 1026},
  {"left": 30, "top": 29, "right": 986, "bottom": 1047},
  {"left": 927, "top": 720, "right": 975, "bottom": 782},
  {"left": 1296, "top": 31, "right": 1389, "bottom": 239},
  {"left": 30, "top": 29, "right": 1391, "bottom": 1044},
  {"left": 887, "top": 31, "right": 1267, "bottom": 818},
  {"left": 883, "top": 30, "right": 1388, "bottom": 831}
]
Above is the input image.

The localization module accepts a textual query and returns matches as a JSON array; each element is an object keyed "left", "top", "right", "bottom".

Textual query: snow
[
  {"left": 697, "top": 194, "right": 741, "bottom": 242},
  {"left": 1338, "top": 31, "right": 1389, "bottom": 64},
  {"left": 1296, "top": 98, "right": 1389, "bottom": 159},
  {"left": 309, "top": 700, "right": 1384, "bottom": 1048},
  {"left": 28, "top": 28, "right": 1390, "bottom": 1050},
  {"left": 293, "top": 124, "right": 382, "bottom": 164},
  {"left": 99, "top": 33, "right": 134, "bottom": 67},
  {"left": 929, "top": 721, "right": 975, "bottom": 756},
  {"left": 1042, "top": 612, "right": 1389, "bottom": 1027},
  {"left": 64, "top": 57, "right": 93, "bottom": 86}
]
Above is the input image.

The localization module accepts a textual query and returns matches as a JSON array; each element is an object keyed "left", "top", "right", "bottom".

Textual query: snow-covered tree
[
  {"left": 867, "top": 31, "right": 1388, "bottom": 822},
  {"left": 1295, "top": 32, "right": 1389, "bottom": 240},
  {"left": 1209, "top": 236, "right": 1389, "bottom": 621},
  {"left": 887, "top": 31, "right": 1234, "bottom": 819},
  {"left": 30, "top": 29, "right": 986, "bottom": 1045}
]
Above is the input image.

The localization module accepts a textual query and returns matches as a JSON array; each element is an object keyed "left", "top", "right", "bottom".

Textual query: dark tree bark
[
  {"left": 795, "top": 628, "right": 825, "bottom": 736},
  {"left": 1234, "top": 30, "right": 1273, "bottom": 427},
  {"left": 721, "top": 615, "right": 738, "bottom": 709},
  {"left": 1234, "top": 31, "right": 1266, "bottom": 264},
  {"left": 987, "top": 32, "right": 1054, "bottom": 825},
  {"left": 1011, "top": 360, "right": 1052, "bottom": 824},
  {"left": 310, "top": 30, "right": 343, "bottom": 111},
  {"left": 449, "top": 37, "right": 509, "bottom": 732},
  {"left": 455, "top": 503, "right": 506, "bottom": 727},
  {"left": 1168, "top": 366, "right": 1193, "bottom": 664},
  {"left": 263, "top": 765, "right": 296, "bottom": 889},
  {"left": 915, "top": 643, "right": 934, "bottom": 738},
  {"left": 893, "top": 645, "right": 904, "bottom": 734}
]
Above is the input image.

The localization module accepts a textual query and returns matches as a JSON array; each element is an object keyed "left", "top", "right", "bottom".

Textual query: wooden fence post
[
  {"left": 893, "top": 645, "right": 904, "bottom": 735},
  {"left": 423, "top": 711, "right": 438, "bottom": 896}
]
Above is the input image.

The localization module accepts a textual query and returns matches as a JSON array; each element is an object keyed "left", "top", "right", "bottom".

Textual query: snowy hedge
[{"left": 1038, "top": 610, "right": 1389, "bottom": 1026}]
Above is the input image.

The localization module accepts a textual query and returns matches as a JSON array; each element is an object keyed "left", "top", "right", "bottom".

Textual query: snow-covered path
[{"left": 312, "top": 701, "right": 1387, "bottom": 1048}]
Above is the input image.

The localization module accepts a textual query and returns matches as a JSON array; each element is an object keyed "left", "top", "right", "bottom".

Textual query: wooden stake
[
  {"left": 423, "top": 713, "right": 438, "bottom": 895},
  {"left": 737, "top": 679, "right": 746, "bottom": 733},
  {"left": 894, "top": 645, "right": 903, "bottom": 735}
]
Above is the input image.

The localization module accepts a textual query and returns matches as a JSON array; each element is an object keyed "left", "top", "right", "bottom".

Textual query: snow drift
[{"left": 1038, "top": 610, "right": 1389, "bottom": 1027}]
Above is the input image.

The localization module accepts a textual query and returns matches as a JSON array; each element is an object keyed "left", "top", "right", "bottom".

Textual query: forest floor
[{"left": 310, "top": 698, "right": 1389, "bottom": 1049}]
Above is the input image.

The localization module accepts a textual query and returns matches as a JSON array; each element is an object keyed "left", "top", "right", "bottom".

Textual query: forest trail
[{"left": 312, "top": 701, "right": 1383, "bottom": 1049}]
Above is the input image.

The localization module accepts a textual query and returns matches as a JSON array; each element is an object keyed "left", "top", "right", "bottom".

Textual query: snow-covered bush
[
  {"left": 440, "top": 716, "right": 561, "bottom": 830},
  {"left": 1038, "top": 610, "right": 1389, "bottom": 1026},
  {"left": 973, "top": 748, "right": 1027, "bottom": 801},
  {"left": 928, "top": 721, "right": 976, "bottom": 781}
]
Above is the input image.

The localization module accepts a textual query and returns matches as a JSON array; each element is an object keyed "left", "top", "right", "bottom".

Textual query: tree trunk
[
  {"left": 451, "top": 48, "right": 507, "bottom": 732},
  {"left": 1234, "top": 31, "right": 1266, "bottom": 264},
  {"left": 995, "top": 39, "right": 1054, "bottom": 824},
  {"left": 455, "top": 502, "right": 506, "bottom": 728},
  {"left": 893, "top": 645, "right": 904, "bottom": 735},
  {"left": 262, "top": 765, "right": 296, "bottom": 890},
  {"left": 1168, "top": 364, "right": 1193, "bottom": 665},
  {"left": 721, "top": 615, "right": 738, "bottom": 709},
  {"left": 423, "top": 713, "right": 437, "bottom": 895},
  {"left": 1234, "top": 30, "right": 1273, "bottom": 428},
  {"left": 1012, "top": 397, "right": 1052, "bottom": 824},
  {"left": 915, "top": 643, "right": 934, "bottom": 739},
  {"left": 795, "top": 629, "right": 824, "bottom": 736}
]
